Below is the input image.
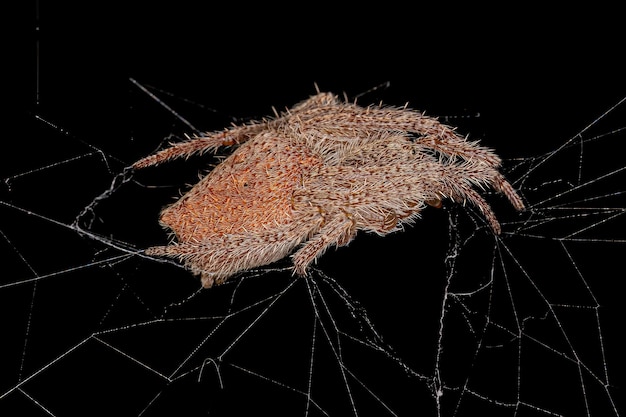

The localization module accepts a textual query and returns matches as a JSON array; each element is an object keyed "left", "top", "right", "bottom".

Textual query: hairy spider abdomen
[{"left": 159, "top": 134, "right": 322, "bottom": 241}]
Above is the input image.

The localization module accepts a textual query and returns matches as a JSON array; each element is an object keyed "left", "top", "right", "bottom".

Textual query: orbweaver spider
[{"left": 133, "top": 91, "right": 524, "bottom": 288}]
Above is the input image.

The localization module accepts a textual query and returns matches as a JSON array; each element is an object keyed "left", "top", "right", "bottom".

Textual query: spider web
[
  {"left": 3, "top": 85, "right": 624, "bottom": 416},
  {"left": 3, "top": 7, "right": 625, "bottom": 416}
]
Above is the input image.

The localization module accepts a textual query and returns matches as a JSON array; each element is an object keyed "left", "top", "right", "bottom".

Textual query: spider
[{"left": 132, "top": 91, "right": 525, "bottom": 288}]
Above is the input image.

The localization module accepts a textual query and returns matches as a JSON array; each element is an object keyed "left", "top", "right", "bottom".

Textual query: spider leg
[
  {"left": 299, "top": 102, "right": 504, "bottom": 167},
  {"left": 144, "top": 243, "right": 234, "bottom": 287},
  {"left": 492, "top": 173, "right": 525, "bottom": 211},
  {"left": 438, "top": 159, "right": 525, "bottom": 212},
  {"left": 144, "top": 221, "right": 316, "bottom": 287},
  {"left": 449, "top": 184, "right": 502, "bottom": 234},
  {"left": 379, "top": 113, "right": 502, "bottom": 167},
  {"left": 391, "top": 113, "right": 503, "bottom": 167},
  {"left": 433, "top": 164, "right": 524, "bottom": 233},
  {"left": 132, "top": 121, "right": 272, "bottom": 169},
  {"left": 291, "top": 216, "right": 356, "bottom": 276}
]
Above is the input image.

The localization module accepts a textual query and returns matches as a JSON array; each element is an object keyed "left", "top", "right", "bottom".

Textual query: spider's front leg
[
  {"left": 353, "top": 105, "right": 506, "bottom": 167},
  {"left": 383, "top": 109, "right": 504, "bottom": 167}
]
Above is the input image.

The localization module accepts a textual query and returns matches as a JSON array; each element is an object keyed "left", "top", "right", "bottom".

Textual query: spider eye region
[{"left": 426, "top": 198, "right": 443, "bottom": 209}]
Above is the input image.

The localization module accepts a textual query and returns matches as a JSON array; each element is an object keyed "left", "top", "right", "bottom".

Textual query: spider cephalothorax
[{"left": 133, "top": 92, "right": 524, "bottom": 287}]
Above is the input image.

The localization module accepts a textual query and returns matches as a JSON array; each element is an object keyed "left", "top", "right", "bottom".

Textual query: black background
[{"left": 4, "top": 2, "right": 625, "bottom": 416}]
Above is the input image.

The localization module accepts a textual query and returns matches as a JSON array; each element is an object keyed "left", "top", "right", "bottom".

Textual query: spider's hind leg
[
  {"left": 132, "top": 135, "right": 226, "bottom": 169},
  {"left": 132, "top": 121, "right": 270, "bottom": 169},
  {"left": 142, "top": 243, "right": 231, "bottom": 288}
]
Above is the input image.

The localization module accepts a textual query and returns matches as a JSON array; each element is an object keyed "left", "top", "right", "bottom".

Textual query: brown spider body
[{"left": 133, "top": 92, "right": 524, "bottom": 288}]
